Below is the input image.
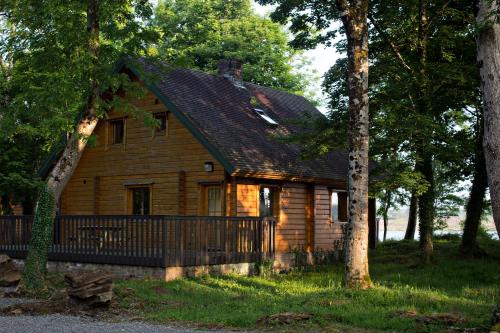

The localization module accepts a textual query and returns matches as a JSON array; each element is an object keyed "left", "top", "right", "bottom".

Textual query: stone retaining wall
[{"left": 12, "top": 259, "right": 256, "bottom": 281}]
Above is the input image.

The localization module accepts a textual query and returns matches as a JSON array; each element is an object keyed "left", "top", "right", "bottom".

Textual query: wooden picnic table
[{"left": 77, "top": 225, "right": 124, "bottom": 252}]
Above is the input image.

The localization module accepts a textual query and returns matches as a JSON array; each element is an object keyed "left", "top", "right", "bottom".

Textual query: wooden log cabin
[{"left": 39, "top": 58, "right": 377, "bottom": 266}]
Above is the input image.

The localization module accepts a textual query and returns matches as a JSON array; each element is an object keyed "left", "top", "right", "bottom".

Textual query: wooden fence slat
[{"left": 0, "top": 215, "right": 277, "bottom": 268}]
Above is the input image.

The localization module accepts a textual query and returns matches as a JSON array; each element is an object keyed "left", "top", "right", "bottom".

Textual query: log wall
[
  {"left": 314, "top": 185, "right": 344, "bottom": 250},
  {"left": 60, "top": 92, "right": 225, "bottom": 215}
]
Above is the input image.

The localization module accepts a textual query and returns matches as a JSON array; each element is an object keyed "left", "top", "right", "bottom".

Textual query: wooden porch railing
[{"left": 0, "top": 215, "right": 276, "bottom": 267}]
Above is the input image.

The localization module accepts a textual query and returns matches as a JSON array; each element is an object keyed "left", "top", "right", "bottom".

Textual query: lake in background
[
  {"left": 377, "top": 209, "right": 498, "bottom": 241},
  {"left": 380, "top": 229, "right": 499, "bottom": 241}
]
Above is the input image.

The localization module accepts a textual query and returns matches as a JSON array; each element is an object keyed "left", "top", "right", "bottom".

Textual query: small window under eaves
[{"left": 253, "top": 108, "right": 278, "bottom": 127}]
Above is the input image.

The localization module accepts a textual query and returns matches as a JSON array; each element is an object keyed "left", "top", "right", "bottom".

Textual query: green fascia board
[
  {"left": 122, "top": 62, "right": 235, "bottom": 174},
  {"left": 38, "top": 59, "right": 235, "bottom": 179}
]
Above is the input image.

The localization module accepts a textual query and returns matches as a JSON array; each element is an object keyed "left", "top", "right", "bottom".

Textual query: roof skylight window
[{"left": 253, "top": 108, "right": 278, "bottom": 127}]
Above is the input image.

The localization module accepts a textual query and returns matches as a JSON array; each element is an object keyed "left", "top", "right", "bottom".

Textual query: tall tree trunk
[
  {"left": 336, "top": 0, "right": 371, "bottom": 289},
  {"left": 404, "top": 192, "right": 418, "bottom": 240},
  {"left": 476, "top": 0, "right": 500, "bottom": 237},
  {"left": 461, "top": 110, "right": 488, "bottom": 254},
  {"left": 46, "top": 0, "right": 100, "bottom": 202},
  {"left": 383, "top": 219, "right": 388, "bottom": 242},
  {"left": 382, "top": 190, "right": 392, "bottom": 242},
  {"left": 416, "top": 0, "right": 434, "bottom": 263},
  {"left": 417, "top": 153, "right": 434, "bottom": 263},
  {"left": 22, "top": 0, "right": 100, "bottom": 291}
]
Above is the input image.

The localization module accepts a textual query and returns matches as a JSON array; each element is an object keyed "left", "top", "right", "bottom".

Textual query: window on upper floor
[
  {"left": 109, "top": 118, "right": 124, "bottom": 145},
  {"left": 154, "top": 112, "right": 168, "bottom": 136}
]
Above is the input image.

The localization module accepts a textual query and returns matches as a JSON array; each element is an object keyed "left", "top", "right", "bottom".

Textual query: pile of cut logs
[
  {"left": 64, "top": 271, "right": 113, "bottom": 307},
  {"left": 0, "top": 255, "right": 21, "bottom": 287}
]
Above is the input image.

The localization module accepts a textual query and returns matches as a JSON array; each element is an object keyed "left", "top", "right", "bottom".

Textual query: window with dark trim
[
  {"left": 259, "top": 186, "right": 279, "bottom": 217},
  {"left": 154, "top": 112, "right": 167, "bottom": 135},
  {"left": 206, "top": 186, "right": 222, "bottom": 216},
  {"left": 130, "top": 187, "right": 150, "bottom": 215},
  {"left": 109, "top": 119, "right": 124, "bottom": 144},
  {"left": 331, "top": 192, "right": 340, "bottom": 221},
  {"left": 330, "top": 190, "right": 348, "bottom": 222}
]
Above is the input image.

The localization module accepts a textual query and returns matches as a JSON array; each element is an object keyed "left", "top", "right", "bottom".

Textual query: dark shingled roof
[{"left": 130, "top": 58, "right": 350, "bottom": 182}]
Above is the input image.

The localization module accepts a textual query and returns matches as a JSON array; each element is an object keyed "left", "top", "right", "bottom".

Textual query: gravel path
[
  {"left": 0, "top": 297, "right": 36, "bottom": 309},
  {"left": 0, "top": 298, "right": 238, "bottom": 333},
  {"left": 0, "top": 314, "right": 226, "bottom": 333},
  {"left": 0, "top": 314, "right": 228, "bottom": 333}
]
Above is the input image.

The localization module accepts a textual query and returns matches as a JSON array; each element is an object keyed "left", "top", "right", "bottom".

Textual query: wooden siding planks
[
  {"left": 236, "top": 184, "right": 259, "bottom": 217},
  {"left": 314, "top": 185, "right": 344, "bottom": 250},
  {"left": 61, "top": 91, "right": 225, "bottom": 215},
  {"left": 278, "top": 183, "right": 307, "bottom": 252},
  {"left": 235, "top": 182, "right": 308, "bottom": 252}
]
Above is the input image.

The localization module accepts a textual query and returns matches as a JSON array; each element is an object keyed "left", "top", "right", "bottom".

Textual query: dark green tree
[
  {"left": 1, "top": 0, "right": 159, "bottom": 291},
  {"left": 267, "top": 0, "right": 482, "bottom": 262},
  {"left": 153, "top": 0, "right": 309, "bottom": 94},
  {"left": 0, "top": 44, "right": 45, "bottom": 214},
  {"left": 475, "top": 0, "right": 500, "bottom": 238},
  {"left": 369, "top": 0, "right": 480, "bottom": 262},
  {"left": 460, "top": 105, "right": 489, "bottom": 254},
  {"left": 260, "top": 0, "right": 372, "bottom": 288}
]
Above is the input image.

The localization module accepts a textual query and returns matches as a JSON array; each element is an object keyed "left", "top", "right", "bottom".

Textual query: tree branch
[
  {"left": 368, "top": 11, "right": 416, "bottom": 76},
  {"left": 335, "top": 0, "right": 350, "bottom": 18},
  {"left": 428, "top": 0, "right": 452, "bottom": 30}
]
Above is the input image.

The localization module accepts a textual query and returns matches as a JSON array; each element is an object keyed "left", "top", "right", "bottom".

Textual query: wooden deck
[{"left": 0, "top": 215, "right": 276, "bottom": 267}]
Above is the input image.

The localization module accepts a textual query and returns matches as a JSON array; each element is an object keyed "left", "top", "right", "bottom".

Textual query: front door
[
  {"left": 202, "top": 185, "right": 223, "bottom": 251},
  {"left": 205, "top": 186, "right": 222, "bottom": 216}
]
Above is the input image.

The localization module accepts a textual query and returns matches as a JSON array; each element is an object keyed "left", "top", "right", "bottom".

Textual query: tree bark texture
[
  {"left": 337, "top": 0, "right": 371, "bottom": 289},
  {"left": 476, "top": 0, "right": 500, "bottom": 237},
  {"left": 382, "top": 190, "right": 392, "bottom": 242},
  {"left": 404, "top": 192, "right": 418, "bottom": 240},
  {"left": 417, "top": 153, "right": 434, "bottom": 263},
  {"left": 416, "top": 0, "right": 434, "bottom": 263},
  {"left": 46, "top": 0, "right": 100, "bottom": 203},
  {"left": 461, "top": 111, "right": 488, "bottom": 253},
  {"left": 23, "top": 1, "right": 101, "bottom": 291}
]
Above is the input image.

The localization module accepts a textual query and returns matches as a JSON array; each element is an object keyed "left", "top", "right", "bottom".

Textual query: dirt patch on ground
[
  {"left": 159, "top": 300, "right": 184, "bottom": 309},
  {"left": 257, "top": 312, "right": 313, "bottom": 326},
  {"left": 395, "top": 310, "right": 468, "bottom": 325},
  {"left": 153, "top": 286, "right": 169, "bottom": 295},
  {"left": 435, "top": 329, "right": 486, "bottom": 333},
  {"left": 0, "top": 294, "right": 128, "bottom": 321}
]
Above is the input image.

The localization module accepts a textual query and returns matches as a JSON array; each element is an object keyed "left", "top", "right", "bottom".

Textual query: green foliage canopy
[
  {"left": 153, "top": 0, "right": 309, "bottom": 94},
  {"left": 0, "top": 0, "right": 160, "bottom": 210}
]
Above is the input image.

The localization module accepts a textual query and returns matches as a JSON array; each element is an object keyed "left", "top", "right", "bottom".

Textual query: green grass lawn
[{"left": 115, "top": 237, "right": 500, "bottom": 332}]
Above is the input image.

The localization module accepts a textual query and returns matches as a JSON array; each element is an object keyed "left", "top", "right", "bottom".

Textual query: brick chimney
[{"left": 218, "top": 59, "right": 243, "bottom": 80}]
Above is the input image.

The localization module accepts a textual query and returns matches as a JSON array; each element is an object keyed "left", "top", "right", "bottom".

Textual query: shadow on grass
[{"left": 115, "top": 239, "right": 499, "bottom": 332}]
